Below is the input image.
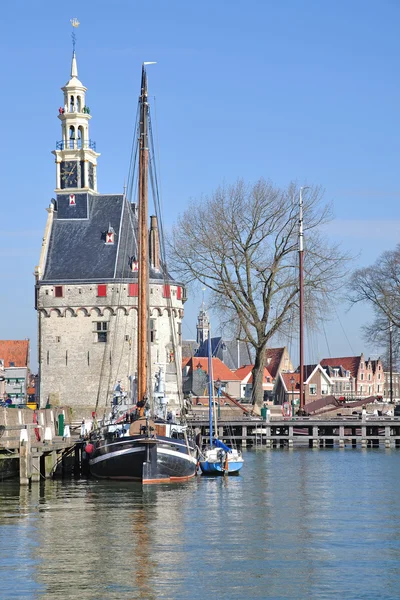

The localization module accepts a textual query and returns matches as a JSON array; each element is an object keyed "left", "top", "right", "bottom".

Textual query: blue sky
[{"left": 1, "top": 0, "right": 400, "bottom": 370}]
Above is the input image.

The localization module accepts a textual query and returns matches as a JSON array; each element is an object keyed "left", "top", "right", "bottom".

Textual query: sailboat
[
  {"left": 85, "top": 65, "right": 197, "bottom": 483},
  {"left": 198, "top": 331, "right": 244, "bottom": 475}
]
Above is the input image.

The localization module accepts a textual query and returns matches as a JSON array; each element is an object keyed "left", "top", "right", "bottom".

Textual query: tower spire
[
  {"left": 51, "top": 19, "right": 100, "bottom": 193},
  {"left": 70, "top": 18, "right": 80, "bottom": 78},
  {"left": 71, "top": 51, "right": 78, "bottom": 79}
]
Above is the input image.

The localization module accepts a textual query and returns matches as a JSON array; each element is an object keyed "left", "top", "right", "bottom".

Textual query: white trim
[
  {"left": 90, "top": 443, "right": 197, "bottom": 466},
  {"left": 90, "top": 446, "right": 144, "bottom": 465},
  {"left": 158, "top": 447, "right": 198, "bottom": 465}
]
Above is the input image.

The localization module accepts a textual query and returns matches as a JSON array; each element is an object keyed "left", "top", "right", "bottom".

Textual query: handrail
[{"left": 56, "top": 140, "right": 96, "bottom": 151}]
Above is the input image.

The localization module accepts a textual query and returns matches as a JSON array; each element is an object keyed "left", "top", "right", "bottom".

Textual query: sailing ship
[
  {"left": 198, "top": 332, "right": 244, "bottom": 475},
  {"left": 85, "top": 65, "right": 197, "bottom": 483}
]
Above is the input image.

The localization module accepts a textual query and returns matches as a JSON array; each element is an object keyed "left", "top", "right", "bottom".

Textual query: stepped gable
[
  {"left": 265, "top": 347, "right": 285, "bottom": 378},
  {"left": 0, "top": 340, "right": 29, "bottom": 367},
  {"left": 370, "top": 359, "right": 381, "bottom": 374},
  {"left": 320, "top": 356, "right": 361, "bottom": 376},
  {"left": 43, "top": 195, "right": 167, "bottom": 282}
]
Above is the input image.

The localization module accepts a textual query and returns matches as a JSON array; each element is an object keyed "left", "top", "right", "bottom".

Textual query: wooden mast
[
  {"left": 137, "top": 65, "right": 149, "bottom": 414},
  {"left": 299, "top": 186, "right": 306, "bottom": 411}
]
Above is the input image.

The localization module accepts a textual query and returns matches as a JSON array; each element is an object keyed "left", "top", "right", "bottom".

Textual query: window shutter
[
  {"left": 55, "top": 286, "right": 63, "bottom": 298},
  {"left": 163, "top": 285, "right": 171, "bottom": 298},
  {"left": 97, "top": 284, "right": 107, "bottom": 297},
  {"left": 177, "top": 286, "right": 182, "bottom": 300},
  {"left": 128, "top": 283, "right": 138, "bottom": 297}
]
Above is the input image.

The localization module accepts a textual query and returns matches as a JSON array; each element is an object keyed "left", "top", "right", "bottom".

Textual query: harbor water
[{"left": 1, "top": 449, "right": 400, "bottom": 599}]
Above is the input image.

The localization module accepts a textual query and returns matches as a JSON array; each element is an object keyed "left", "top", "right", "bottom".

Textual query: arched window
[
  {"left": 69, "top": 126, "right": 75, "bottom": 149},
  {"left": 78, "top": 126, "right": 84, "bottom": 149},
  {"left": 70, "top": 95, "right": 75, "bottom": 113},
  {"left": 77, "top": 96, "right": 82, "bottom": 112}
]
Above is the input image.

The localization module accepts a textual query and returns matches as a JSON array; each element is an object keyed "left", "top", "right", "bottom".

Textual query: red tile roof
[
  {"left": 320, "top": 356, "right": 361, "bottom": 377},
  {"left": 234, "top": 364, "right": 272, "bottom": 384},
  {"left": 265, "top": 348, "right": 285, "bottom": 378},
  {"left": 281, "top": 372, "right": 300, "bottom": 391},
  {"left": 0, "top": 340, "right": 29, "bottom": 368},
  {"left": 185, "top": 357, "right": 240, "bottom": 381}
]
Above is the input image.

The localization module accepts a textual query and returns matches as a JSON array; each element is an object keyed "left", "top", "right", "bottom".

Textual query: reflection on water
[{"left": 1, "top": 450, "right": 400, "bottom": 599}]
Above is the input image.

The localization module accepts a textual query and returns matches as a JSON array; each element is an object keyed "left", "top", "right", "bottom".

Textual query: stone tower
[{"left": 35, "top": 49, "right": 186, "bottom": 416}]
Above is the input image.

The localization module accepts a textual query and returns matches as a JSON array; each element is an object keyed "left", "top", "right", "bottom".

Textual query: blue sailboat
[{"left": 198, "top": 332, "right": 244, "bottom": 475}]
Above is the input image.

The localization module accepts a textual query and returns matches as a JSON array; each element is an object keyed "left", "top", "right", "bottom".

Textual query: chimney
[{"left": 149, "top": 215, "right": 160, "bottom": 270}]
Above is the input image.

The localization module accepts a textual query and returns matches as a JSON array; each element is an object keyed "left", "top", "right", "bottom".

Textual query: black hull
[{"left": 89, "top": 435, "right": 197, "bottom": 484}]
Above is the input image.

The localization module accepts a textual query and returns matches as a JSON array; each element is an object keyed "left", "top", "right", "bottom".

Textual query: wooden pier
[
  {"left": 188, "top": 414, "right": 400, "bottom": 449},
  {"left": 0, "top": 407, "right": 83, "bottom": 484}
]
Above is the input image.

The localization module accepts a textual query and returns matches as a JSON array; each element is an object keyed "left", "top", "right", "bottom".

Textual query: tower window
[
  {"left": 177, "top": 286, "right": 182, "bottom": 300},
  {"left": 95, "top": 321, "right": 108, "bottom": 343},
  {"left": 54, "top": 286, "right": 63, "bottom": 298},
  {"left": 150, "top": 318, "right": 157, "bottom": 343},
  {"left": 163, "top": 285, "right": 171, "bottom": 298},
  {"left": 97, "top": 285, "right": 107, "bottom": 297}
]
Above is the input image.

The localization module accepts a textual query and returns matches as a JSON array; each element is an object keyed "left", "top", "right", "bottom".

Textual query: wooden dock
[
  {"left": 0, "top": 407, "right": 83, "bottom": 484},
  {"left": 188, "top": 414, "right": 400, "bottom": 449}
]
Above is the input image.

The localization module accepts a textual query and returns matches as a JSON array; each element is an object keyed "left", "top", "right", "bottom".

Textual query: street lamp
[
  {"left": 215, "top": 378, "right": 222, "bottom": 418},
  {"left": 290, "top": 376, "right": 295, "bottom": 417}
]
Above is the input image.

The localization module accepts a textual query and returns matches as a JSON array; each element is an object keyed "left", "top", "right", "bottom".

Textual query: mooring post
[
  {"left": 385, "top": 426, "right": 391, "bottom": 448},
  {"left": 19, "top": 425, "right": 31, "bottom": 485},
  {"left": 339, "top": 426, "right": 345, "bottom": 448},
  {"left": 241, "top": 425, "right": 247, "bottom": 448},
  {"left": 31, "top": 448, "right": 41, "bottom": 482},
  {"left": 44, "top": 450, "right": 57, "bottom": 478}
]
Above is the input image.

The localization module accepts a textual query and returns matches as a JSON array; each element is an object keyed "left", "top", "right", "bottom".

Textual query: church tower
[
  {"left": 196, "top": 302, "right": 210, "bottom": 346},
  {"left": 52, "top": 50, "right": 100, "bottom": 193}
]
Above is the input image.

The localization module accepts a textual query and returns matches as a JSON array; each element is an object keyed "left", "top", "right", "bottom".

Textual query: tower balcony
[{"left": 56, "top": 139, "right": 97, "bottom": 151}]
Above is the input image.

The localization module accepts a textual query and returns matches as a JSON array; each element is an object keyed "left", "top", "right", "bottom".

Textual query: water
[{"left": 1, "top": 449, "right": 400, "bottom": 599}]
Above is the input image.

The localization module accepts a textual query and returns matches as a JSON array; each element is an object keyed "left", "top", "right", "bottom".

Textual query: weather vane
[{"left": 70, "top": 18, "right": 80, "bottom": 52}]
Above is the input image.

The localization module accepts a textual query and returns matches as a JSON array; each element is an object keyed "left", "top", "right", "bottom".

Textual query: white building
[{"left": 35, "top": 49, "right": 185, "bottom": 415}]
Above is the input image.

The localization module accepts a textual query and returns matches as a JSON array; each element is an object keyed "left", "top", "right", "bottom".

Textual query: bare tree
[
  {"left": 169, "top": 178, "right": 349, "bottom": 412},
  {"left": 362, "top": 313, "right": 400, "bottom": 371},
  {"left": 350, "top": 244, "right": 400, "bottom": 328}
]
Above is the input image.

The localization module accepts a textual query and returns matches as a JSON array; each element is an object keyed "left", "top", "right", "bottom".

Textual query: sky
[{"left": 1, "top": 0, "right": 400, "bottom": 371}]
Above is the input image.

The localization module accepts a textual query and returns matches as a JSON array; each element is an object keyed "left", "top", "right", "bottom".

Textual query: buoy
[{"left": 85, "top": 443, "right": 95, "bottom": 455}]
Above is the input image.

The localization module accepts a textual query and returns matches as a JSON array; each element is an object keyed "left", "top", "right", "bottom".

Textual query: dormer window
[{"left": 105, "top": 225, "right": 115, "bottom": 245}]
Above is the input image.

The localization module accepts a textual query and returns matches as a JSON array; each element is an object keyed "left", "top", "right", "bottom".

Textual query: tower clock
[{"left": 60, "top": 161, "right": 78, "bottom": 189}]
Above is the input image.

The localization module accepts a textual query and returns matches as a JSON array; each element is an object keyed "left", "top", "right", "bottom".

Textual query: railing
[{"left": 56, "top": 140, "right": 96, "bottom": 151}]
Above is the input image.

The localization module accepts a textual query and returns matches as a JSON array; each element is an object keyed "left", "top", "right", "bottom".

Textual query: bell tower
[
  {"left": 196, "top": 301, "right": 210, "bottom": 346},
  {"left": 52, "top": 45, "right": 100, "bottom": 192}
]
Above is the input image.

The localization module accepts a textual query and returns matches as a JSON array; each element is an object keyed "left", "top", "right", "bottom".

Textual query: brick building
[{"left": 320, "top": 354, "right": 384, "bottom": 400}]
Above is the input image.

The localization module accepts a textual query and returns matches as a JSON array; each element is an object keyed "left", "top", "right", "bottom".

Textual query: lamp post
[
  {"left": 215, "top": 378, "right": 222, "bottom": 418},
  {"left": 290, "top": 376, "right": 295, "bottom": 417}
]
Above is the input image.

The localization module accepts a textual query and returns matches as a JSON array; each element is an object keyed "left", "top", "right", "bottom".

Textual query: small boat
[
  {"left": 198, "top": 333, "right": 244, "bottom": 475},
  {"left": 86, "top": 65, "right": 197, "bottom": 484}
]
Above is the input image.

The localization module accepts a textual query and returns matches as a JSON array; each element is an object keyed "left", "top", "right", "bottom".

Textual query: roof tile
[{"left": 0, "top": 340, "right": 29, "bottom": 368}]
